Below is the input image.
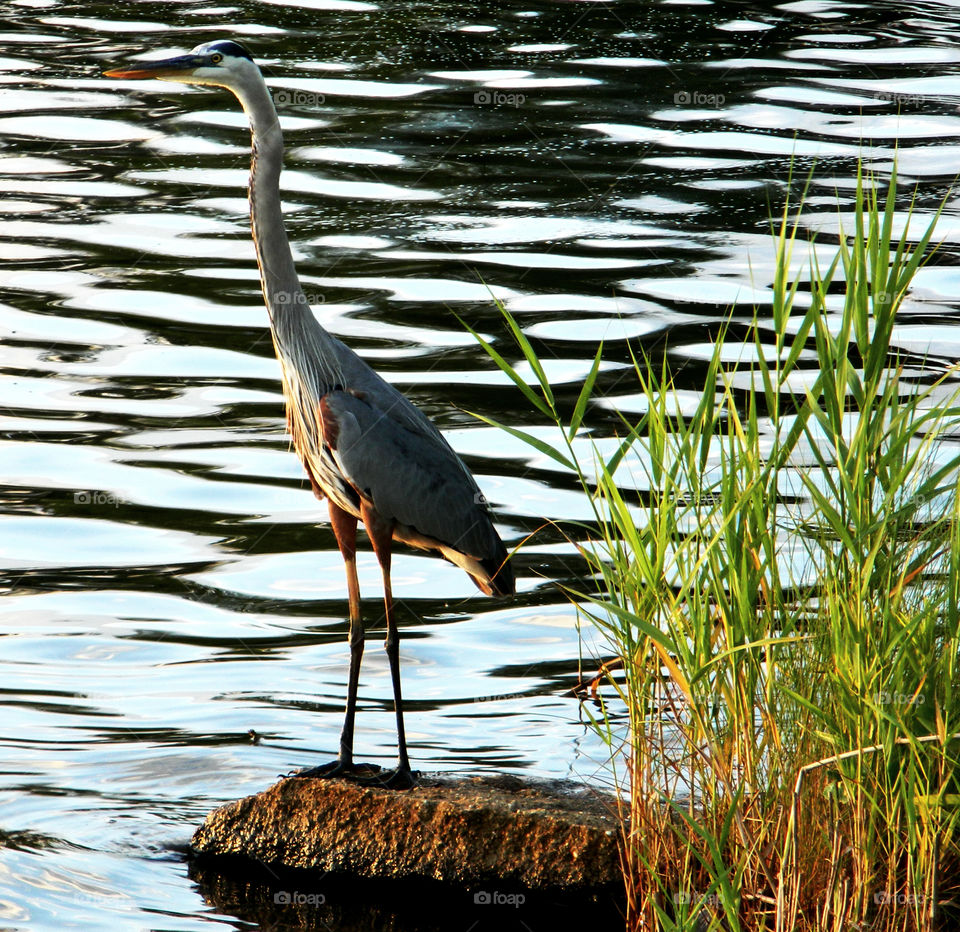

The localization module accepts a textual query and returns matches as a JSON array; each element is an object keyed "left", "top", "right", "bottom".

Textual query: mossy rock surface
[{"left": 190, "top": 773, "right": 622, "bottom": 893}]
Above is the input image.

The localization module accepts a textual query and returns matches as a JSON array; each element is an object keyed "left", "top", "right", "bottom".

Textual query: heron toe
[
  {"left": 290, "top": 760, "right": 382, "bottom": 780},
  {"left": 353, "top": 764, "right": 418, "bottom": 790}
]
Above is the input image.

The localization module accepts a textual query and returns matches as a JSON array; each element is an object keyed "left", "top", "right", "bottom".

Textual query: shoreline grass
[{"left": 473, "top": 164, "right": 960, "bottom": 931}]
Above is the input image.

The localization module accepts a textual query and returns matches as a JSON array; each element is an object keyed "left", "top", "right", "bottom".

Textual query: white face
[
  {"left": 104, "top": 41, "right": 273, "bottom": 125},
  {"left": 159, "top": 43, "right": 257, "bottom": 88},
  {"left": 104, "top": 41, "right": 260, "bottom": 90}
]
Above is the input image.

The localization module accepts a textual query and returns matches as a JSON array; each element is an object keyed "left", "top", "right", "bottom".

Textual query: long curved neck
[{"left": 232, "top": 75, "right": 315, "bottom": 349}]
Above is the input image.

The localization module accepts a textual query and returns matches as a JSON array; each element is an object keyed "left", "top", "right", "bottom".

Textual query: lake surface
[{"left": 3, "top": 0, "right": 960, "bottom": 929}]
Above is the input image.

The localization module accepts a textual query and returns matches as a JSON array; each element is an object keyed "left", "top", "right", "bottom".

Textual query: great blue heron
[{"left": 104, "top": 40, "right": 514, "bottom": 789}]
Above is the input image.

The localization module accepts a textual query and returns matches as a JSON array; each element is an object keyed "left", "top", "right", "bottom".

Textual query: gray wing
[{"left": 323, "top": 389, "right": 502, "bottom": 561}]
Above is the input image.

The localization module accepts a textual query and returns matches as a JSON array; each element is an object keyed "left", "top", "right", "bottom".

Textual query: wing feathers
[{"left": 322, "top": 390, "right": 506, "bottom": 567}]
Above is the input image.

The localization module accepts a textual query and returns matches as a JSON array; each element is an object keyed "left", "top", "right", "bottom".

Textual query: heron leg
[
  {"left": 292, "top": 500, "right": 368, "bottom": 781},
  {"left": 329, "top": 500, "right": 364, "bottom": 767},
  {"left": 360, "top": 502, "right": 415, "bottom": 787}
]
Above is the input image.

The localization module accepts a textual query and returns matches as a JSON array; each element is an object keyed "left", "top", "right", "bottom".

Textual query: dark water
[{"left": 3, "top": 0, "right": 960, "bottom": 929}]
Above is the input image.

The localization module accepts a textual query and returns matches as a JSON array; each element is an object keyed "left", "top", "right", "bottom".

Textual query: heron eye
[{"left": 211, "top": 53, "right": 223, "bottom": 63}]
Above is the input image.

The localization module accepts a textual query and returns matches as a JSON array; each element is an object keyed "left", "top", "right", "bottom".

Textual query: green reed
[{"left": 470, "top": 164, "right": 960, "bottom": 931}]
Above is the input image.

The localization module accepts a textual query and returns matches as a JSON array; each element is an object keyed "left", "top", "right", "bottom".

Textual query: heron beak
[{"left": 103, "top": 53, "right": 205, "bottom": 80}]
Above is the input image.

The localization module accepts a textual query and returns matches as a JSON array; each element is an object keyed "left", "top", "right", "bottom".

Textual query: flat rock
[{"left": 190, "top": 772, "right": 622, "bottom": 894}]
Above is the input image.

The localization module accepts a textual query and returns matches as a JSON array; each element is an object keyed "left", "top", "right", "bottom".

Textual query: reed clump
[{"left": 472, "top": 165, "right": 960, "bottom": 931}]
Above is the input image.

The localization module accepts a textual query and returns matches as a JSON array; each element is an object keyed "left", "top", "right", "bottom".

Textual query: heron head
[{"left": 103, "top": 40, "right": 258, "bottom": 88}]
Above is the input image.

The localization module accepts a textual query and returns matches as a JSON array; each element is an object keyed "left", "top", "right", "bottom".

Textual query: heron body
[{"left": 104, "top": 40, "right": 513, "bottom": 787}]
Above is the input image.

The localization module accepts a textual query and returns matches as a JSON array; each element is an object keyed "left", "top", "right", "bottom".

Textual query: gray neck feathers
[{"left": 236, "top": 73, "right": 345, "bottom": 392}]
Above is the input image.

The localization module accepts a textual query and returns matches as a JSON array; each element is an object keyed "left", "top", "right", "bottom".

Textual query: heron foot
[{"left": 288, "top": 760, "right": 382, "bottom": 780}]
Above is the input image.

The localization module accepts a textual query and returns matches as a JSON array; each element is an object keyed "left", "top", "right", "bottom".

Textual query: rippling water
[{"left": 3, "top": 1, "right": 960, "bottom": 929}]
